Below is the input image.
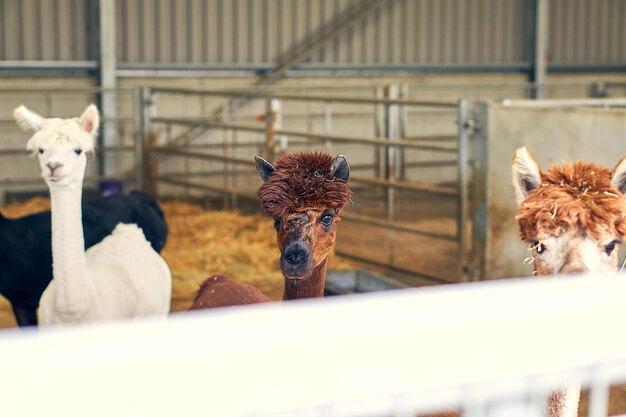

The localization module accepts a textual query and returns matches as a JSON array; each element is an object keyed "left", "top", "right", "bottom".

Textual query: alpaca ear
[
  {"left": 330, "top": 154, "right": 350, "bottom": 181},
  {"left": 79, "top": 104, "right": 100, "bottom": 136},
  {"left": 611, "top": 156, "right": 626, "bottom": 195},
  {"left": 512, "top": 147, "right": 542, "bottom": 206},
  {"left": 255, "top": 156, "right": 275, "bottom": 182},
  {"left": 13, "top": 105, "right": 44, "bottom": 132}
]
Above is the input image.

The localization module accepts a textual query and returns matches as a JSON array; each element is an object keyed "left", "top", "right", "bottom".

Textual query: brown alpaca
[
  {"left": 512, "top": 146, "right": 626, "bottom": 417},
  {"left": 189, "top": 151, "right": 352, "bottom": 309}
]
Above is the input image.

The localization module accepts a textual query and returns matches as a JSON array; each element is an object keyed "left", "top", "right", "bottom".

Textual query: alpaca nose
[
  {"left": 47, "top": 161, "right": 63, "bottom": 173},
  {"left": 282, "top": 241, "right": 310, "bottom": 266}
]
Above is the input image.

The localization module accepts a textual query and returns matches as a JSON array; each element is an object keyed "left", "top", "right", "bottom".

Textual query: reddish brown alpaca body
[
  {"left": 512, "top": 147, "right": 626, "bottom": 417},
  {"left": 189, "top": 151, "right": 352, "bottom": 309}
]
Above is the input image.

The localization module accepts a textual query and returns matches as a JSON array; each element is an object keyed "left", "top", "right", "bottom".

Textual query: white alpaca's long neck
[{"left": 50, "top": 185, "right": 90, "bottom": 316}]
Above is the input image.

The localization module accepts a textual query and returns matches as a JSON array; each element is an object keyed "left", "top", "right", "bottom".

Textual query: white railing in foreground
[{"left": 1, "top": 275, "right": 625, "bottom": 417}]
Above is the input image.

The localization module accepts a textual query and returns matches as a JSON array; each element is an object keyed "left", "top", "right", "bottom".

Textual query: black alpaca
[{"left": 0, "top": 191, "right": 168, "bottom": 327}]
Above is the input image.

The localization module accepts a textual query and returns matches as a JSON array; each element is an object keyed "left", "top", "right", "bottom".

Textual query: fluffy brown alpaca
[
  {"left": 512, "top": 146, "right": 626, "bottom": 417},
  {"left": 189, "top": 151, "right": 351, "bottom": 309}
]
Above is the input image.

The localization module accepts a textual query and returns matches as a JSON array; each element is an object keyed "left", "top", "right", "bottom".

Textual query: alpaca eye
[
  {"left": 532, "top": 240, "right": 546, "bottom": 254},
  {"left": 604, "top": 240, "right": 618, "bottom": 255},
  {"left": 320, "top": 214, "right": 333, "bottom": 227},
  {"left": 38, "top": 148, "right": 44, "bottom": 154},
  {"left": 74, "top": 148, "right": 82, "bottom": 155},
  {"left": 273, "top": 218, "right": 280, "bottom": 231}
]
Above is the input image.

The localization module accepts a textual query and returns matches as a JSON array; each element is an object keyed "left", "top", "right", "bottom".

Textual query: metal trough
[{"left": 324, "top": 270, "right": 408, "bottom": 296}]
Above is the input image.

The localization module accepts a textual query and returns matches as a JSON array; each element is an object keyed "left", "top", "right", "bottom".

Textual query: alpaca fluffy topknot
[
  {"left": 258, "top": 152, "right": 352, "bottom": 218},
  {"left": 516, "top": 161, "right": 626, "bottom": 241}
]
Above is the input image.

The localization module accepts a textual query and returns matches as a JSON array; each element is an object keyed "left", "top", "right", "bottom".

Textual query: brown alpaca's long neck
[
  {"left": 282, "top": 258, "right": 328, "bottom": 300},
  {"left": 546, "top": 383, "right": 581, "bottom": 417}
]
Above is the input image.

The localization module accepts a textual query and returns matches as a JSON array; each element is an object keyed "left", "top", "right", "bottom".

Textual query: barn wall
[
  {"left": 549, "top": 0, "right": 626, "bottom": 66},
  {"left": 0, "top": 0, "right": 95, "bottom": 61},
  {"left": 0, "top": 0, "right": 623, "bottom": 70},
  {"left": 114, "top": 0, "right": 530, "bottom": 68},
  {"left": 476, "top": 102, "right": 626, "bottom": 279}
]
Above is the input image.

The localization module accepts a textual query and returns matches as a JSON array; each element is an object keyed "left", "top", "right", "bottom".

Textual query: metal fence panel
[
  {"left": 145, "top": 87, "right": 465, "bottom": 283},
  {"left": 1, "top": 274, "right": 626, "bottom": 417}
]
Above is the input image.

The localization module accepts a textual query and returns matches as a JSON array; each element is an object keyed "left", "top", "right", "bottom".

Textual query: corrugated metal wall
[
  {"left": 115, "top": 0, "right": 531, "bottom": 67},
  {"left": 549, "top": 0, "right": 625, "bottom": 65},
  {"left": 0, "top": 0, "right": 624, "bottom": 68},
  {"left": 0, "top": 0, "right": 93, "bottom": 61}
]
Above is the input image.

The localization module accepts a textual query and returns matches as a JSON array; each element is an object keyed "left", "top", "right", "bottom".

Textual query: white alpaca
[{"left": 14, "top": 104, "right": 171, "bottom": 325}]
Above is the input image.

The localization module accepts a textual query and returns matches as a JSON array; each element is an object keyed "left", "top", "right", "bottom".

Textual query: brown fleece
[
  {"left": 258, "top": 151, "right": 352, "bottom": 217},
  {"left": 516, "top": 161, "right": 626, "bottom": 241},
  {"left": 189, "top": 275, "right": 270, "bottom": 309}
]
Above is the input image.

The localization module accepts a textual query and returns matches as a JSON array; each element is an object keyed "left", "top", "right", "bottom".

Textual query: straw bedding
[{"left": 0, "top": 197, "right": 354, "bottom": 326}]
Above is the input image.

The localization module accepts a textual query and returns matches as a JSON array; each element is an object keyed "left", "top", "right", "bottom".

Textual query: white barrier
[{"left": 0, "top": 275, "right": 625, "bottom": 417}]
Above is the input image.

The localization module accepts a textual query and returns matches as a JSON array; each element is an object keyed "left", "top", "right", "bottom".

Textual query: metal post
[
  {"left": 398, "top": 84, "right": 408, "bottom": 180},
  {"left": 222, "top": 127, "right": 229, "bottom": 208},
  {"left": 98, "top": 0, "right": 117, "bottom": 177},
  {"left": 139, "top": 87, "right": 154, "bottom": 192},
  {"left": 374, "top": 86, "right": 383, "bottom": 178},
  {"left": 588, "top": 367, "right": 610, "bottom": 417},
  {"left": 131, "top": 131, "right": 143, "bottom": 186},
  {"left": 471, "top": 102, "right": 489, "bottom": 281},
  {"left": 383, "top": 85, "right": 399, "bottom": 185},
  {"left": 384, "top": 85, "right": 399, "bottom": 266},
  {"left": 457, "top": 99, "right": 470, "bottom": 282},
  {"left": 531, "top": 0, "right": 549, "bottom": 99},
  {"left": 139, "top": 88, "right": 154, "bottom": 145},
  {"left": 230, "top": 129, "right": 239, "bottom": 210}
]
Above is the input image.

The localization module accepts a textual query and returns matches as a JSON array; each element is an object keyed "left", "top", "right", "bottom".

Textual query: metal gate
[{"left": 140, "top": 87, "right": 470, "bottom": 284}]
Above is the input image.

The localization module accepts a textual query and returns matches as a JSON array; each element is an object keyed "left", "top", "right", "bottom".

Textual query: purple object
[{"left": 99, "top": 179, "right": 124, "bottom": 196}]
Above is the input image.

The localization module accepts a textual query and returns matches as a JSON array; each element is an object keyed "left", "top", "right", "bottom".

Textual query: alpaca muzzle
[{"left": 280, "top": 241, "right": 312, "bottom": 279}]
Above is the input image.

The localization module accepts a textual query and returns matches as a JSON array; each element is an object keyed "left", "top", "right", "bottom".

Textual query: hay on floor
[{"left": 0, "top": 197, "right": 354, "bottom": 315}]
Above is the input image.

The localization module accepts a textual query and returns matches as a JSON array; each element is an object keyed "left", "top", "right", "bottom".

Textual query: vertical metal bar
[
  {"left": 531, "top": 0, "right": 549, "bottom": 98},
  {"left": 133, "top": 89, "right": 144, "bottom": 191},
  {"left": 384, "top": 85, "right": 399, "bottom": 266},
  {"left": 139, "top": 88, "right": 154, "bottom": 145},
  {"left": 384, "top": 98, "right": 394, "bottom": 265},
  {"left": 398, "top": 83, "right": 408, "bottom": 180},
  {"left": 139, "top": 87, "right": 153, "bottom": 192},
  {"left": 457, "top": 99, "right": 470, "bottom": 282},
  {"left": 223, "top": 127, "right": 229, "bottom": 209},
  {"left": 230, "top": 128, "right": 239, "bottom": 210},
  {"left": 374, "top": 86, "right": 383, "bottom": 178},
  {"left": 383, "top": 95, "right": 391, "bottom": 182},
  {"left": 99, "top": 0, "right": 117, "bottom": 177},
  {"left": 471, "top": 101, "right": 489, "bottom": 281},
  {"left": 588, "top": 367, "right": 610, "bottom": 417}
]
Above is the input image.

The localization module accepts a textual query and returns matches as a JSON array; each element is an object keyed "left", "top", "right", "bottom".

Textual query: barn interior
[{"left": 0, "top": 1, "right": 625, "bottom": 416}]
